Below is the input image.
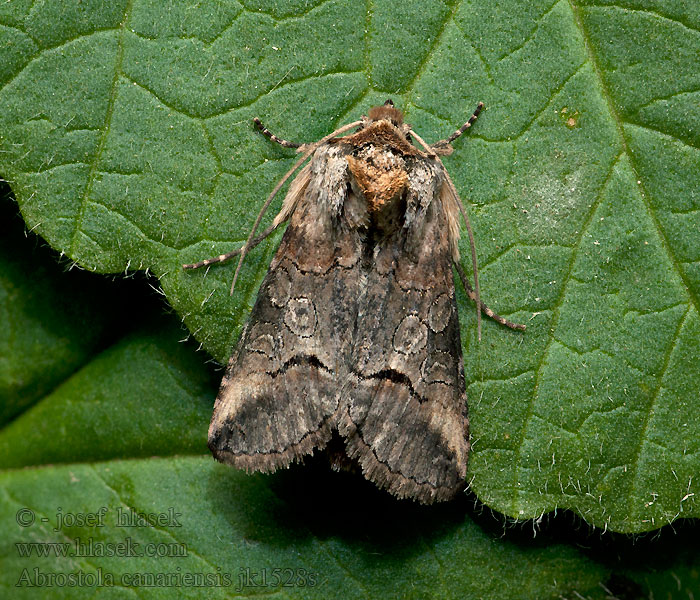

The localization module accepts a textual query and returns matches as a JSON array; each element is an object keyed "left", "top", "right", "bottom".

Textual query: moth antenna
[
  {"left": 253, "top": 117, "right": 302, "bottom": 149},
  {"left": 444, "top": 102, "right": 484, "bottom": 146},
  {"left": 230, "top": 119, "right": 364, "bottom": 296},
  {"left": 443, "top": 169, "right": 482, "bottom": 341},
  {"left": 407, "top": 129, "right": 436, "bottom": 158}
]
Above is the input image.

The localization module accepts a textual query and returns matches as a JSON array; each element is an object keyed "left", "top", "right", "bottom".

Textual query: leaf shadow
[
  {"left": 206, "top": 450, "right": 472, "bottom": 559},
  {"left": 206, "top": 451, "right": 700, "bottom": 596}
]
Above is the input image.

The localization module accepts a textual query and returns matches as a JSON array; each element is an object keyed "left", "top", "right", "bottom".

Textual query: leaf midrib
[
  {"left": 568, "top": 0, "right": 699, "bottom": 317},
  {"left": 505, "top": 0, "right": 698, "bottom": 518},
  {"left": 69, "top": 0, "right": 133, "bottom": 258}
]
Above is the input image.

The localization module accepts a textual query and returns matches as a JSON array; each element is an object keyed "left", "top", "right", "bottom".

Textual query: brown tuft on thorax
[
  {"left": 333, "top": 104, "right": 420, "bottom": 223},
  {"left": 346, "top": 146, "right": 409, "bottom": 215}
]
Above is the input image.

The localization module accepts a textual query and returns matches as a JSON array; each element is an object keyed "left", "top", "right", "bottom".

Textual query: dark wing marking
[
  {"left": 209, "top": 145, "right": 363, "bottom": 471},
  {"left": 340, "top": 159, "right": 469, "bottom": 503}
]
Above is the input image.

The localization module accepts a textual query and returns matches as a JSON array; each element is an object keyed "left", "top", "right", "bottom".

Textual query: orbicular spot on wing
[
  {"left": 248, "top": 333, "right": 275, "bottom": 357},
  {"left": 392, "top": 314, "right": 428, "bottom": 354},
  {"left": 284, "top": 296, "right": 317, "bottom": 337},
  {"left": 237, "top": 322, "right": 283, "bottom": 373}
]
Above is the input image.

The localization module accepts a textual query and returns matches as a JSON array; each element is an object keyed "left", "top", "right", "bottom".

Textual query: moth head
[{"left": 367, "top": 98, "right": 404, "bottom": 127}]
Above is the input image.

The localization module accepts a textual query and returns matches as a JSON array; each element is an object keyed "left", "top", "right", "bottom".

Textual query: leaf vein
[
  {"left": 69, "top": 3, "right": 133, "bottom": 257},
  {"left": 469, "top": 370, "right": 535, "bottom": 386},
  {"left": 623, "top": 121, "right": 700, "bottom": 154},
  {"left": 496, "top": 0, "right": 562, "bottom": 63},
  {"left": 0, "top": 29, "right": 124, "bottom": 96},
  {"left": 569, "top": 0, "right": 700, "bottom": 319},
  {"left": 90, "top": 465, "right": 238, "bottom": 599},
  {"left": 632, "top": 88, "right": 700, "bottom": 114},
  {"left": 509, "top": 61, "right": 587, "bottom": 141},
  {"left": 207, "top": 71, "right": 367, "bottom": 120},
  {"left": 237, "top": 0, "right": 335, "bottom": 23},
  {"left": 315, "top": 539, "right": 372, "bottom": 598},
  {"left": 585, "top": 4, "right": 700, "bottom": 38},
  {"left": 626, "top": 305, "right": 691, "bottom": 515},
  {"left": 403, "top": 0, "right": 462, "bottom": 104}
]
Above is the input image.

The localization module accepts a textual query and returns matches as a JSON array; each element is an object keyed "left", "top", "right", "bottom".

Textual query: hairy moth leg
[{"left": 453, "top": 261, "right": 526, "bottom": 331}]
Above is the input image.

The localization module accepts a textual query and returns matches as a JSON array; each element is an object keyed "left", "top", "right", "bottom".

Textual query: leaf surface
[
  {"left": 1, "top": 0, "right": 698, "bottom": 537},
  {"left": 0, "top": 185, "right": 697, "bottom": 598}
]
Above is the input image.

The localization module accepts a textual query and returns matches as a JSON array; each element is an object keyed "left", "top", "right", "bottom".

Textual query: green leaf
[
  {"left": 0, "top": 323, "right": 215, "bottom": 470},
  {"left": 0, "top": 185, "right": 698, "bottom": 598},
  {"left": 0, "top": 192, "right": 121, "bottom": 427},
  {"left": 2, "top": 457, "right": 613, "bottom": 600},
  {"left": 1, "top": 0, "right": 698, "bottom": 538}
]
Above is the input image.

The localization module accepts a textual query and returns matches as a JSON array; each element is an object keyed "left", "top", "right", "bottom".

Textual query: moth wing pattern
[
  {"left": 198, "top": 101, "right": 513, "bottom": 504},
  {"left": 208, "top": 145, "right": 363, "bottom": 471},
  {"left": 339, "top": 158, "right": 469, "bottom": 504}
]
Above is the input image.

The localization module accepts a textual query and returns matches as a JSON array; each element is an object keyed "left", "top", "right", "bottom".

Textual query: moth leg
[
  {"left": 253, "top": 117, "right": 302, "bottom": 149},
  {"left": 432, "top": 102, "right": 484, "bottom": 150},
  {"left": 454, "top": 260, "right": 526, "bottom": 331},
  {"left": 182, "top": 223, "right": 279, "bottom": 270}
]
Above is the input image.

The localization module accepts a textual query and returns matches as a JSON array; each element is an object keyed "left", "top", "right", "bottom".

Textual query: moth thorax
[{"left": 346, "top": 146, "right": 408, "bottom": 230}]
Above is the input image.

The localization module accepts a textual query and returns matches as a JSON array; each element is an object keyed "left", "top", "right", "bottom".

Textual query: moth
[{"left": 184, "top": 100, "right": 524, "bottom": 503}]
